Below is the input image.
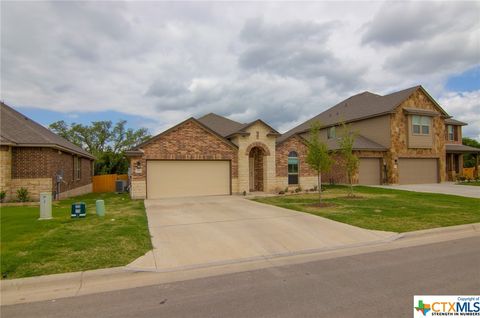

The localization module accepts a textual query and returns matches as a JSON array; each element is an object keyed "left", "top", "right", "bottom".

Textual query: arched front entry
[{"left": 249, "top": 146, "right": 265, "bottom": 191}]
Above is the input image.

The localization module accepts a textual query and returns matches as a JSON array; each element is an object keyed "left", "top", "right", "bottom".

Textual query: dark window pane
[
  {"left": 288, "top": 174, "right": 298, "bottom": 185},
  {"left": 288, "top": 151, "right": 298, "bottom": 158},
  {"left": 413, "top": 125, "right": 420, "bottom": 134},
  {"left": 288, "top": 163, "right": 298, "bottom": 173},
  {"left": 422, "top": 125, "right": 429, "bottom": 135}
]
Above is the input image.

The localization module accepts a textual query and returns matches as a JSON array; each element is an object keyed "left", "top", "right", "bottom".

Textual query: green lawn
[
  {"left": 1, "top": 193, "right": 152, "bottom": 279},
  {"left": 457, "top": 181, "right": 480, "bottom": 186},
  {"left": 253, "top": 185, "right": 480, "bottom": 233}
]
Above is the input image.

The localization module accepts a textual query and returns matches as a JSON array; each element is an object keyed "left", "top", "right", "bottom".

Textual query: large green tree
[
  {"left": 49, "top": 120, "right": 150, "bottom": 175},
  {"left": 462, "top": 137, "right": 480, "bottom": 168},
  {"left": 306, "top": 121, "right": 333, "bottom": 204}
]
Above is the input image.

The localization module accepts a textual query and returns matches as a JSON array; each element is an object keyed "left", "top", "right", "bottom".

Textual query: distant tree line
[
  {"left": 49, "top": 120, "right": 151, "bottom": 175},
  {"left": 463, "top": 137, "right": 480, "bottom": 168}
]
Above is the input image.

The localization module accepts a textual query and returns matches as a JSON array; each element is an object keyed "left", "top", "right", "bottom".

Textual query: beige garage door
[
  {"left": 147, "top": 160, "right": 230, "bottom": 199},
  {"left": 358, "top": 158, "right": 381, "bottom": 185},
  {"left": 398, "top": 158, "right": 438, "bottom": 184}
]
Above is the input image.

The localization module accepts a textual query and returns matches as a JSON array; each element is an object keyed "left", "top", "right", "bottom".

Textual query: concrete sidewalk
[
  {"left": 373, "top": 182, "right": 480, "bottom": 198},
  {"left": 2, "top": 223, "right": 479, "bottom": 306},
  {"left": 126, "top": 196, "right": 397, "bottom": 272}
]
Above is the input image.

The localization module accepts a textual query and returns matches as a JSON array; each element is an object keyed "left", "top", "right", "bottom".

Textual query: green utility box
[
  {"left": 96, "top": 200, "right": 105, "bottom": 217},
  {"left": 71, "top": 202, "right": 86, "bottom": 218}
]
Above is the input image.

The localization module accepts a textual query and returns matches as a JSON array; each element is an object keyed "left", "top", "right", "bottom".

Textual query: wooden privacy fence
[
  {"left": 92, "top": 174, "right": 128, "bottom": 193},
  {"left": 462, "top": 167, "right": 479, "bottom": 179}
]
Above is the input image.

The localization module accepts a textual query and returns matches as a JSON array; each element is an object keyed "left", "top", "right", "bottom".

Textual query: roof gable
[
  {"left": 226, "top": 119, "right": 280, "bottom": 138},
  {"left": 0, "top": 103, "right": 94, "bottom": 159},
  {"left": 129, "top": 117, "right": 238, "bottom": 152}
]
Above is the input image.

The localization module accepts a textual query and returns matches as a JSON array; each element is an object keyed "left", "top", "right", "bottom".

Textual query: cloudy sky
[{"left": 1, "top": 1, "right": 479, "bottom": 139}]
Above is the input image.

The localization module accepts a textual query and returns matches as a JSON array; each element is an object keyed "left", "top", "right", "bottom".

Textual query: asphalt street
[{"left": 2, "top": 236, "right": 479, "bottom": 318}]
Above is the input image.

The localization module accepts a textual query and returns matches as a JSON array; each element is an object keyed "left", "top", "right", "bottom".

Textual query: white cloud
[
  {"left": 440, "top": 90, "right": 480, "bottom": 141},
  {"left": 1, "top": 1, "right": 479, "bottom": 136}
]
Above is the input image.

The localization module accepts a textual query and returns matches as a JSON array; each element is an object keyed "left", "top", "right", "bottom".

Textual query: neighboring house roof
[
  {"left": 0, "top": 102, "right": 94, "bottom": 159},
  {"left": 325, "top": 134, "right": 387, "bottom": 151},
  {"left": 278, "top": 85, "right": 449, "bottom": 143},
  {"left": 445, "top": 118, "right": 468, "bottom": 126},
  {"left": 446, "top": 144, "right": 480, "bottom": 153}
]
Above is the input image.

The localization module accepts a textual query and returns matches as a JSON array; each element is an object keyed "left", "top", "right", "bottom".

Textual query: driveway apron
[{"left": 127, "top": 196, "right": 396, "bottom": 272}]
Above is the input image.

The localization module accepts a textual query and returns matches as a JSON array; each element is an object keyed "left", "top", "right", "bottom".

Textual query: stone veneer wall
[
  {"left": 388, "top": 89, "right": 446, "bottom": 184},
  {"left": 232, "top": 122, "right": 277, "bottom": 193},
  {"left": 0, "top": 146, "right": 12, "bottom": 201},
  {"left": 58, "top": 183, "right": 92, "bottom": 200},
  {"left": 130, "top": 119, "right": 238, "bottom": 199},
  {"left": 10, "top": 178, "right": 52, "bottom": 201}
]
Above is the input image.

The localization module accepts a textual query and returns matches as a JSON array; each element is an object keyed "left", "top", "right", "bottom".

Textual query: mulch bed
[
  {"left": 308, "top": 202, "right": 336, "bottom": 208},
  {"left": 337, "top": 195, "right": 365, "bottom": 200}
]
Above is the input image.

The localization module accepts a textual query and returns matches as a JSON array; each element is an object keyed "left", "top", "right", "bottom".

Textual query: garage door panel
[
  {"left": 398, "top": 158, "right": 438, "bottom": 184},
  {"left": 358, "top": 158, "right": 381, "bottom": 185},
  {"left": 147, "top": 161, "right": 230, "bottom": 199}
]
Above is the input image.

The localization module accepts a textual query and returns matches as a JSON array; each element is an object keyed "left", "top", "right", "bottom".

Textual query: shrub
[
  {"left": 456, "top": 175, "right": 467, "bottom": 182},
  {"left": 295, "top": 187, "right": 301, "bottom": 193},
  {"left": 16, "top": 188, "right": 30, "bottom": 202},
  {"left": 0, "top": 190, "right": 5, "bottom": 202},
  {"left": 278, "top": 191, "right": 285, "bottom": 195}
]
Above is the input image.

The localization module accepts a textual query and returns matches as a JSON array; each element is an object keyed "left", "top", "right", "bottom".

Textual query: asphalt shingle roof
[
  {"left": 325, "top": 134, "right": 387, "bottom": 151},
  {"left": 278, "top": 86, "right": 423, "bottom": 143},
  {"left": 197, "top": 113, "right": 245, "bottom": 137},
  {"left": 1, "top": 102, "right": 94, "bottom": 159}
]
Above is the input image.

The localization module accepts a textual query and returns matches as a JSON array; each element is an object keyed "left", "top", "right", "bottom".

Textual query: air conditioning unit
[{"left": 115, "top": 180, "right": 127, "bottom": 193}]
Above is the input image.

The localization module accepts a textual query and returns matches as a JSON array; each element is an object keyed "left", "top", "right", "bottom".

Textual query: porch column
[{"left": 450, "top": 153, "right": 455, "bottom": 180}]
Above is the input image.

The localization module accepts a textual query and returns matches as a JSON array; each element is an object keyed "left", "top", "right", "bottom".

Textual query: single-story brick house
[
  {"left": 0, "top": 103, "right": 95, "bottom": 202},
  {"left": 126, "top": 85, "right": 480, "bottom": 199}
]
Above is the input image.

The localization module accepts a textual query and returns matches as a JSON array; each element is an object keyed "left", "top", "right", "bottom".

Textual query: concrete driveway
[
  {"left": 374, "top": 182, "right": 480, "bottom": 198},
  {"left": 127, "top": 196, "right": 397, "bottom": 272}
]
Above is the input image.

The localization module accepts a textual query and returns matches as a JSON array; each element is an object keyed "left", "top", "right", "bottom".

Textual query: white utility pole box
[{"left": 39, "top": 192, "right": 52, "bottom": 220}]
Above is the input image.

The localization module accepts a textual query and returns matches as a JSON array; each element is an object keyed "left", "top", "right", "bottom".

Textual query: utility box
[
  {"left": 96, "top": 200, "right": 105, "bottom": 217},
  {"left": 71, "top": 202, "right": 86, "bottom": 218},
  {"left": 115, "top": 180, "right": 126, "bottom": 193},
  {"left": 39, "top": 192, "right": 52, "bottom": 220}
]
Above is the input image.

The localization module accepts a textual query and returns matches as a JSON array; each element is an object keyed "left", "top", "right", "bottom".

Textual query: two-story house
[{"left": 126, "top": 85, "right": 479, "bottom": 199}]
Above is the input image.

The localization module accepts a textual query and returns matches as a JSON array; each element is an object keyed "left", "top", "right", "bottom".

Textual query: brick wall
[
  {"left": 275, "top": 135, "right": 318, "bottom": 190},
  {"left": 11, "top": 147, "right": 93, "bottom": 198},
  {"left": 130, "top": 119, "right": 238, "bottom": 198}
]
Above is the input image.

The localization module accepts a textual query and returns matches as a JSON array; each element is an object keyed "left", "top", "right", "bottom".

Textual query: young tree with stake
[{"left": 306, "top": 121, "right": 333, "bottom": 205}]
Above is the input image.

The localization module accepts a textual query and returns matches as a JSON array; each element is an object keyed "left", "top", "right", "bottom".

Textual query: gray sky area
[{"left": 1, "top": 1, "right": 479, "bottom": 138}]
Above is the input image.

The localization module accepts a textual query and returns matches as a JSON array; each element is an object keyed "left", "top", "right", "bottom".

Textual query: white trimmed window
[
  {"left": 447, "top": 125, "right": 454, "bottom": 141},
  {"left": 288, "top": 151, "right": 299, "bottom": 185},
  {"left": 412, "top": 115, "right": 431, "bottom": 135},
  {"left": 327, "top": 126, "right": 336, "bottom": 139}
]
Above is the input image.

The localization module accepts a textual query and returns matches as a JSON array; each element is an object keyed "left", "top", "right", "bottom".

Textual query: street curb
[
  {"left": 397, "top": 222, "right": 480, "bottom": 239},
  {"left": 2, "top": 223, "right": 479, "bottom": 306}
]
